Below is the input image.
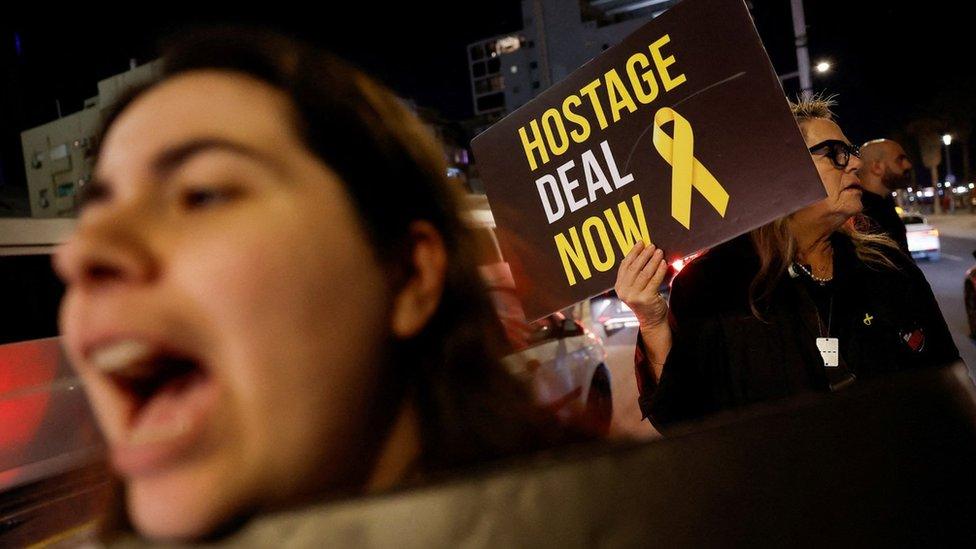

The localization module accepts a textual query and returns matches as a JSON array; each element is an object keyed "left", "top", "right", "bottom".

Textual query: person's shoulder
[
  {"left": 859, "top": 188, "right": 886, "bottom": 207},
  {"left": 669, "top": 234, "right": 756, "bottom": 316},
  {"left": 837, "top": 231, "right": 922, "bottom": 285},
  {"left": 674, "top": 234, "right": 755, "bottom": 284}
]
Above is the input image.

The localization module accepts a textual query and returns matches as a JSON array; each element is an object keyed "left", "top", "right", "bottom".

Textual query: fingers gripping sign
[{"left": 614, "top": 241, "right": 669, "bottom": 331}]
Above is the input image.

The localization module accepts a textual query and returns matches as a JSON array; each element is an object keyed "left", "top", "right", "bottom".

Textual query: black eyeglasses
[{"left": 808, "top": 139, "right": 860, "bottom": 169}]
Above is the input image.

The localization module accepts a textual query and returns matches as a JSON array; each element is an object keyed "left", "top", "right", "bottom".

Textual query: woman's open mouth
[{"left": 86, "top": 339, "right": 219, "bottom": 476}]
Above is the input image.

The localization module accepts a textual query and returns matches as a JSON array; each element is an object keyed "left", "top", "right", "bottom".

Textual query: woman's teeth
[{"left": 89, "top": 339, "right": 156, "bottom": 376}]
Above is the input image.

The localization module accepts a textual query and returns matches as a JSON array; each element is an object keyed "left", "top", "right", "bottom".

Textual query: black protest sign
[{"left": 471, "top": 0, "right": 825, "bottom": 321}]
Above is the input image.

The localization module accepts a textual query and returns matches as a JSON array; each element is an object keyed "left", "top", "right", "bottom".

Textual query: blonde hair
[
  {"left": 746, "top": 95, "right": 900, "bottom": 318},
  {"left": 790, "top": 93, "right": 837, "bottom": 125}
]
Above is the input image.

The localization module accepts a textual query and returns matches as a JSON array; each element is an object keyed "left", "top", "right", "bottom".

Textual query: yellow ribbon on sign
[{"left": 652, "top": 107, "right": 729, "bottom": 230}]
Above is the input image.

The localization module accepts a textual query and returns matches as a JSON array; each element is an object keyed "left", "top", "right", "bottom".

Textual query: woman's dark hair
[{"left": 94, "top": 27, "right": 577, "bottom": 473}]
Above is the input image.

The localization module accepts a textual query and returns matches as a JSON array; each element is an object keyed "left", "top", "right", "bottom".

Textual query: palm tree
[{"left": 908, "top": 119, "right": 944, "bottom": 214}]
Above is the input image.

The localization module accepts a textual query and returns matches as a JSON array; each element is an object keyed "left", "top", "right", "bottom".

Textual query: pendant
[{"left": 816, "top": 337, "right": 839, "bottom": 367}]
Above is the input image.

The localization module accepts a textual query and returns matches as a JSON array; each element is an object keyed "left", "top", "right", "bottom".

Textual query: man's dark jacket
[{"left": 861, "top": 190, "right": 910, "bottom": 255}]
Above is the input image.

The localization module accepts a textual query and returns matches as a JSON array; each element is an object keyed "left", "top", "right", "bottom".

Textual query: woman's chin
[{"left": 125, "top": 467, "right": 247, "bottom": 542}]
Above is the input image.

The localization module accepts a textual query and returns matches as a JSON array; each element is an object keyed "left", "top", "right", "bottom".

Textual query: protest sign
[{"left": 471, "top": 0, "right": 825, "bottom": 320}]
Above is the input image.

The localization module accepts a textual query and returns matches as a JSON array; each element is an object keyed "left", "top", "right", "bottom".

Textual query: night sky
[{"left": 1, "top": 1, "right": 972, "bottom": 192}]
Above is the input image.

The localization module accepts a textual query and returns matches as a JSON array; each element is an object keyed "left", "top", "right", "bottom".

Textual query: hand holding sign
[
  {"left": 615, "top": 241, "right": 671, "bottom": 380},
  {"left": 614, "top": 241, "right": 669, "bottom": 331}
]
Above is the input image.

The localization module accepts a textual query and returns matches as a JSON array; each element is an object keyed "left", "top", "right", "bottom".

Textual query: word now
[{"left": 555, "top": 194, "right": 650, "bottom": 286}]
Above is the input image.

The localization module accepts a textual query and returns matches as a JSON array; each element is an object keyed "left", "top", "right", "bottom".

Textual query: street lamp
[
  {"left": 943, "top": 133, "right": 955, "bottom": 183},
  {"left": 778, "top": 59, "right": 834, "bottom": 85},
  {"left": 943, "top": 133, "right": 955, "bottom": 212}
]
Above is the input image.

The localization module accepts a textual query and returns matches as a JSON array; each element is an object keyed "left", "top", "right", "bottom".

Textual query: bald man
[{"left": 857, "top": 139, "right": 912, "bottom": 255}]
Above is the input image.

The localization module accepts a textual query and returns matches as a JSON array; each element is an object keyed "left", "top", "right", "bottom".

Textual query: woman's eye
[
  {"left": 77, "top": 181, "right": 111, "bottom": 210},
  {"left": 180, "top": 186, "right": 243, "bottom": 210}
]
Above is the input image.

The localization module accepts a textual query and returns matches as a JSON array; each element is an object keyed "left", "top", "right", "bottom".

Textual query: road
[
  {"left": 602, "top": 214, "right": 976, "bottom": 440},
  {"left": 602, "top": 327, "right": 655, "bottom": 439},
  {"left": 919, "top": 215, "right": 976, "bottom": 380}
]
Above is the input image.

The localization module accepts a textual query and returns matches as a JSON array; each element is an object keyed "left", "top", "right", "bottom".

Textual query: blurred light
[
  {"left": 916, "top": 191, "right": 923, "bottom": 197},
  {"left": 943, "top": 134, "right": 953, "bottom": 146},
  {"left": 672, "top": 258, "right": 686, "bottom": 273},
  {"left": 510, "top": 65, "right": 518, "bottom": 74},
  {"left": 956, "top": 186, "right": 969, "bottom": 194},
  {"left": 924, "top": 189, "right": 935, "bottom": 197},
  {"left": 969, "top": 183, "right": 975, "bottom": 189},
  {"left": 815, "top": 61, "right": 831, "bottom": 73},
  {"left": 495, "top": 36, "right": 521, "bottom": 54},
  {"left": 907, "top": 187, "right": 913, "bottom": 193}
]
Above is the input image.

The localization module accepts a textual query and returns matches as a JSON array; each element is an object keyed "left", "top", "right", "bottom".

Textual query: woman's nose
[{"left": 53, "top": 218, "right": 158, "bottom": 291}]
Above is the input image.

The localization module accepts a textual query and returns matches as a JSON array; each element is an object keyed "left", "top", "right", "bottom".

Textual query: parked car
[
  {"left": 465, "top": 196, "right": 612, "bottom": 434},
  {"left": 902, "top": 214, "right": 941, "bottom": 261},
  {"left": 591, "top": 296, "right": 640, "bottom": 337},
  {"left": 965, "top": 250, "right": 976, "bottom": 339},
  {"left": 588, "top": 246, "right": 703, "bottom": 340}
]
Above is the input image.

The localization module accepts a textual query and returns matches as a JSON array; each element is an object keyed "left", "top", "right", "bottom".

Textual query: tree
[{"left": 907, "top": 118, "right": 944, "bottom": 214}]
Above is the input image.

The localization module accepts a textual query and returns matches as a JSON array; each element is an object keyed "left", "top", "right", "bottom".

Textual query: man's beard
[{"left": 883, "top": 169, "right": 912, "bottom": 190}]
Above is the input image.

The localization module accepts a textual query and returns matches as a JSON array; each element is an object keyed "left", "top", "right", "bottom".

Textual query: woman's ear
[{"left": 391, "top": 221, "right": 448, "bottom": 339}]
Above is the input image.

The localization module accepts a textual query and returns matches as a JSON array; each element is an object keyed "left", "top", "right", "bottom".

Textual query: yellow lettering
[
  {"left": 554, "top": 195, "right": 651, "bottom": 287},
  {"left": 518, "top": 120, "right": 549, "bottom": 171},
  {"left": 649, "top": 35, "right": 686, "bottom": 92},
  {"left": 555, "top": 227, "right": 592, "bottom": 286},
  {"left": 579, "top": 79, "right": 609, "bottom": 130},
  {"left": 541, "top": 108, "right": 570, "bottom": 156},
  {"left": 604, "top": 195, "right": 650, "bottom": 254},
  {"left": 625, "top": 52, "right": 660, "bottom": 104},
  {"left": 562, "top": 94, "right": 591, "bottom": 144},
  {"left": 605, "top": 69, "right": 638, "bottom": 123},
  {"left": 582, "top": 216, "right": 615, "bottom": 272}
]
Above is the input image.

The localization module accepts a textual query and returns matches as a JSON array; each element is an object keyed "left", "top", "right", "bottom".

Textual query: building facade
[
  {"left": 468, "top": 0, "right": 680, "bottom": 118},
  {"left": 20, "top": 61, "right": 160, "bottom": 218}
]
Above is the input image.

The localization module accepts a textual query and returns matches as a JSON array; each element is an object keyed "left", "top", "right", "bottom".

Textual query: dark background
[{"left": 0, "top": 0, "right": 972, "bottom": 192}]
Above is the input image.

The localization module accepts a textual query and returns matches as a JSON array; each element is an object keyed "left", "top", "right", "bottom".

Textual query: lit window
[{"left": 496, "top": 36, "right": 521, "bottom": 54}]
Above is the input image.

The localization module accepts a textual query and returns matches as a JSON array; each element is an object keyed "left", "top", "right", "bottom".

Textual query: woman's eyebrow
[{"left": 151, "top": 137, "right": 282, "bottom": 178}]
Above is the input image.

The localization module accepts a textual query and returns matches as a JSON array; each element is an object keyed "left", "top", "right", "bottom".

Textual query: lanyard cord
[{"left": 815, "top": 295, "right": 834, "bottom": 338}]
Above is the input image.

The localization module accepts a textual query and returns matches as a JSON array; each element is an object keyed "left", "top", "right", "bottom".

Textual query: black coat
[
  {"left": 860, "top": 190, "right": 910, "bottom": 256},
  {"left": 636, "top": 232, "right": 960, "bottom": 429}
]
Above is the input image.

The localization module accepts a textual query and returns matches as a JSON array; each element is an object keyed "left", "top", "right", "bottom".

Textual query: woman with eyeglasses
[{"left": 616, "top": 96, "right": 959, "bottom": 430}]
